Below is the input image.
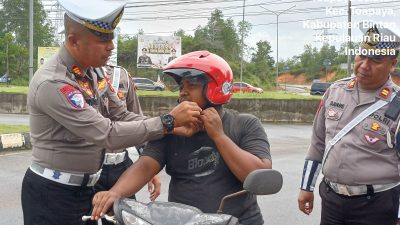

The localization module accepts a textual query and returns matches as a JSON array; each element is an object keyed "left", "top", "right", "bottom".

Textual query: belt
[
  {"left": 30, "top": 163, "right": 102, "bottom": 187},
  {"left": 324, "top": 178, "right": 400, "bottom": 196},
  {"left": 103, "top": 151, "right": 127, "bottom": 165}
]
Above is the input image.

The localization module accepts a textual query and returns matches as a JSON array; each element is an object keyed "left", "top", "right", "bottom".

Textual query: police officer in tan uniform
[
  {"left": 21, "top": 1, "right": 201, "bottom": 224},
  {"left": 298, "top": 22, "right": 400, "bottom": 225},
  {"left": 97, "top": 65, "right": 161, "bottom": 225}
]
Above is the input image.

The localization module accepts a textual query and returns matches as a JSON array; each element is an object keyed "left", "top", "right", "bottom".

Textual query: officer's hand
[
  {"left": 200, "top": 107, "right": 223, "bottom": 140},
  {"left": 173, "top": 121, "right": 203, "bottom": 137},
  {"left": 148, "top": 175, "right": 161, "bottom": 201},
  {"left": 91, "top": 191, "right": 120, "bottom": 220},
  {"left": 298, "top": 190, "right": 314, "bottom": 215},
  {"left": 170, "top": 101, "right": 202, "bottom": 127}
]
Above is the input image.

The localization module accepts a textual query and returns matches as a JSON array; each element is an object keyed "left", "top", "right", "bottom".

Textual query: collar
[{"left": 59, "top": 45, "right": 89, "bottom": 79}]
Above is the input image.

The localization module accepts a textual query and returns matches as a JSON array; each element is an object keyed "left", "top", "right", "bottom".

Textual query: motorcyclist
[{"left": 91, "top": 50, "right": 272, "bottom": 225}]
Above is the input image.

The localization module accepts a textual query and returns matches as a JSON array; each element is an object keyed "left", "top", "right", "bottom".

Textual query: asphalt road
[{"left": 0, "top": 114, "right": 321, "bottom": 225}]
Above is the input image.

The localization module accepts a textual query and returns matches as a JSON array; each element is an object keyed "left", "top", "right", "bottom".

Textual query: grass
[
  {"left": 0, "top": 85, "right": 29, "bottom": 94},
  {"left": 0, "top": 85, "right": 322, "bottom": 100},
  {"left": 0, "top": 124, "right": 30, "bottom": 134}
]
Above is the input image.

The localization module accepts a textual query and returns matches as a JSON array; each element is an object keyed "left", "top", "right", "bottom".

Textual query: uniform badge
[
  {"left": 77, "top": 80, "right": 94, "bottom": 98},
  {"left": 327, "top": 108, "right": 337, "bottom": 118},
  {"left": 60, "top": 85, "right": 86, "bottom": 110},
  {"left": 97, "top": 79, "right": 107, "bottom": 91},
  {"left": 117, "top": 90, "right": 125, "bottom": 100},
  {"left": 71, "top": 65, "right": 83, "bottom": 77},
  {"left": 371, "top": 122, "right": 381, "bottom": 131},
  {"left": 364, "top": 134, "right": 380, "bottom": 144},
  {"left": 347, "top": 79, "right": 356, "bottom": 89},
  {"left": 379, "top": 87, "right": 390, "bottom": 99}
]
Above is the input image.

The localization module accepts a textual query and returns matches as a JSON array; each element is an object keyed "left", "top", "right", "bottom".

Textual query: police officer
[
  {"left": 138, "top": 48, "right": 153, "bottom": 65},
  {"left": 96, "top": 65, "right": 161, "bottom": 225},
  {"left": 298, "top": 22, "right": 400, "bottom": 225},
  {"left": 167, "top": 48, "right": 177, "bottom": 63},
  {"left": 21, "top": 0, "right": 201, "bottom": 224}
]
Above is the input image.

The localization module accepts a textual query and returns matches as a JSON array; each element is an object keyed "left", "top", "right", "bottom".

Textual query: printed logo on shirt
[
  {"left": 364, "top": 133, "right": 380, "bottom": 144},
  {"left": 60, "top": 85, "right": 86, "bottom": 110},
  {"left": 187, "top": 146, "right": 220, "bottom": 177}
]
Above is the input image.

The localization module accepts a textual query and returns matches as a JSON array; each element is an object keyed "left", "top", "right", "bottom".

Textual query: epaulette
[
  {"left": 106, "top": 64, "right": 133, "bottom": 77},
  {"left": 333, "top": 75, "right": 354, "bottom": 83}
]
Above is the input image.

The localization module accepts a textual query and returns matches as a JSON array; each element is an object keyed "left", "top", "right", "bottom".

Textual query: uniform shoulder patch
[{"left": 59, "top": 85, "right": 86, "bottom": 110}]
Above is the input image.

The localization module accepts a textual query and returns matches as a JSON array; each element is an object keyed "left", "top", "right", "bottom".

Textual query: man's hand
[
  {"left": 147, "top": 175, "right": 161, "bottom": 201},
  {"left": 200, "top": 107, "right": 224, "bottom": 140},
  {"left": 298, "top": 190, "right": 314, "bottom": 215},
  {"left": 169, "top": 101, "right": 202, "bottom": 127},
  {"left": 91, "top": 191, "right": 121, "bottom": 220}
]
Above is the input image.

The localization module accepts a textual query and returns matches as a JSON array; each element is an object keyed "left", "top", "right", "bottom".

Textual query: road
[{"left": 0, "top": 114, "right": 321, "bottom": 225}]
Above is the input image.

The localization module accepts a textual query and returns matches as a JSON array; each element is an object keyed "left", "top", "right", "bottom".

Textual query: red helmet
[{"left": 163, "top": 51, "right": 233, "bottom": 105}]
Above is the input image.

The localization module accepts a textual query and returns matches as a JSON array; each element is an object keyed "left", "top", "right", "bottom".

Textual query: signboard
[
  {"left": 137, "top": 35, "right": 181, "bottom": 69},
  {"left": 37, "top": 47, "right": 59, "bottom": 69}
]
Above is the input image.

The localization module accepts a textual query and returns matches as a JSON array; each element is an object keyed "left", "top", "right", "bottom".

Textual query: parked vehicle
[
  {"left": 310, "top": 82, "right": 331, "bottom": 95},
  {"left": 232, "top": 82, "right": 263, "bottom": 93},
  {"left": 83, "top": 169, "right": 283, "bottom": 225},
  {"left": 0, "top": 73, "right": 11, "bottom": 84},
  {"left": 133, "top": 78, "right": 165, "bottom": 91}
]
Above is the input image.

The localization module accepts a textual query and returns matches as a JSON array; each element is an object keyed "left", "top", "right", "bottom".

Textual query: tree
[
  {"left": 245, "top": 40, "right": 275, "bottom": 87},
  {"left": 0, "top": 0, "right": 55, "bottom": 82},
  {"left": 117, "top": 34, "right": 138, "bottom": 74}
]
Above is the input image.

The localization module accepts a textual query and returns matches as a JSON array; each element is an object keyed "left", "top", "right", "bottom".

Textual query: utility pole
[
  {"left": 239, "top": 0, "right": 246, "bottom": 93},
  {"left": 29, "top": 0, "right": 34, "bottom": 82},
  {"left": 347, "top": 0, "right": 352, "bottom": 76},
  {"left": 260, "top": 5, "right": 295, "bottom": 89},
  {"left": 5, "top": 24, "right": 9, "bottom": 79}
]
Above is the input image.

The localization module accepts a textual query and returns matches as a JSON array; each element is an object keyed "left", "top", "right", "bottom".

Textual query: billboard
[
  {"left": 137, "top": 35, "right": 181, "bottom": 69},
  {"left": 37, "top": 47, "right": 59, "bottom": 69}
]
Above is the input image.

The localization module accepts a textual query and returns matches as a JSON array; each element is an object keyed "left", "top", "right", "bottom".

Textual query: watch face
[
  {"left": 161, "top": 113, "right": 174, "bottom": 132},
  {"left": 164, "top": 115, "right": 174, "bottom": 124}
]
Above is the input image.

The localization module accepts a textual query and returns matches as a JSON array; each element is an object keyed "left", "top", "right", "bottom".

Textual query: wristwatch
[{"left": 160, "top": 113, "right": 175, "bottom": 133}]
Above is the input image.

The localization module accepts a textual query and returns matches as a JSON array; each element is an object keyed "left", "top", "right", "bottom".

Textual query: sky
[{"left": 44, "top": 0, "right": 400, "bottom": 61}]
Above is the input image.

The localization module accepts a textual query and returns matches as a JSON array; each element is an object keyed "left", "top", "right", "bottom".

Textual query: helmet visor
[{"left": 163, "top": 68, "right": 208, "bottom": 84}]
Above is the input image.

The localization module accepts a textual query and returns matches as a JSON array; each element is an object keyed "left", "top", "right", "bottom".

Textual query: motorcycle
[{"left": 83, "top": 169, "right": 283, "bottom": 225}]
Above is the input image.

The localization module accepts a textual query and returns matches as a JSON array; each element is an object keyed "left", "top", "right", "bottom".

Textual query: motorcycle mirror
[{"left": 243, "top": 169, "right": 283, "bottom": 195}]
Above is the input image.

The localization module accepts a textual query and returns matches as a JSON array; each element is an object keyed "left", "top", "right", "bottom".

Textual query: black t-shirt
[{"left": 142, "top": 110, "right": 271, "bottom": 225}]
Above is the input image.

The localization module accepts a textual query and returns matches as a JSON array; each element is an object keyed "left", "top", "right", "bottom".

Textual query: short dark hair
[{"left": 142, "top": 48, "right": 148, "bottom": 51}]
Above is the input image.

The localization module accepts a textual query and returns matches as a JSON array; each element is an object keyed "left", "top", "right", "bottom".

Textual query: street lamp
[
  {"left": 260, "top": 5, "right": 295, "bottom": 89},
  {"left": 239, "top": 0, "right": 246, "bottom": 93}
]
